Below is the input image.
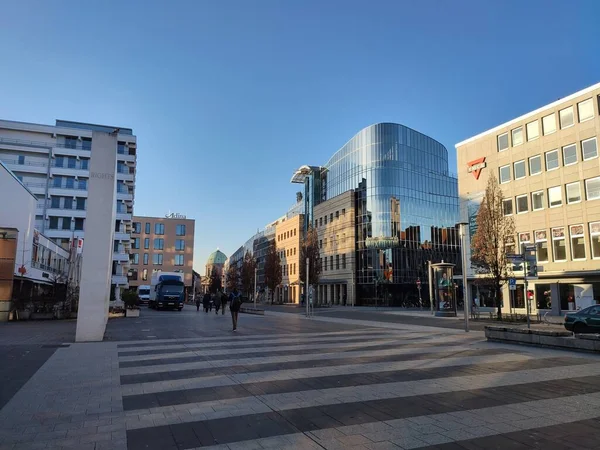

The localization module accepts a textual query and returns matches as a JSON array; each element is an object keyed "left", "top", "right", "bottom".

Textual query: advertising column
[{"left": 76, "top": 131, "right": 118, "bottom": 342}]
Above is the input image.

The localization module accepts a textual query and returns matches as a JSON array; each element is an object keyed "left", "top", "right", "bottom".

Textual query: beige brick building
[
  {"left": 314, "top": 190, "right": 356, "bottom": 305},
  {"left": 128, "top": 215, "right": 195, "bottom": 294},
  {"left": 456, "top": 82, "right": 600, "bottom": 315},
  {"left": 274, "top": 214, "right": 303, "bottom": 303}
]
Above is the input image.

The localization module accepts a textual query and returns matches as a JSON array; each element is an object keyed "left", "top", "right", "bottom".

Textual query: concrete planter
[
  {"left": 126, "top": 308, "right": 140, "bottom": 318},
  {"left": 30, "top": 312, "right": 54, "bottom": 320},
  {"left": 485, "top": 326, "right": 600, "bottom": 353}
]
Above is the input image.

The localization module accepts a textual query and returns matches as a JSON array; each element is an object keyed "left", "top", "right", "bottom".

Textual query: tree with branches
[
  {"left": 225, "top": 262, "right": 239, "bottom": 293},
  {"left": 263, "top": 241, "right": 282, "bottom": 304},
  {"left": 208, "top": 266, "right": 222, "bottom": 294},
  {"left": 471, "top": 175, "right": 515, "bottom": 320},
  {"left": 241, "top": 251, "right": 257, "bottom": 300},
  {"left": 299, "top": 225, "right": 321, "bottom": 301}
]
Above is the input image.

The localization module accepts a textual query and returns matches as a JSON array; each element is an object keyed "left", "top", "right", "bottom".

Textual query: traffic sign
[
  {"left": 525, "top": 245, "right": 536, "bottom": 252},
  {"left": 509, "top": 278, "right": 516, "bottom": 291},
  {"left": 506, "top": 254, "right": 523, "bottom": 259}
]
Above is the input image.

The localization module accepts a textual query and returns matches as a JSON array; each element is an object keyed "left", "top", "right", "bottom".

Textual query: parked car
[{"left": 564, "top": 305, "right": 600, "bottom": 334}]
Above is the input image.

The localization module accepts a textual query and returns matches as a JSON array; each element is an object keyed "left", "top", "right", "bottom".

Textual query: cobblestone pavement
[{"left": 1, "top": 307, "right": 600, "bottom": 449}]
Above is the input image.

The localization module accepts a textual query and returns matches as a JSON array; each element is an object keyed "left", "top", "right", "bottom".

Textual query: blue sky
[{"left": 1, "top": 0, "right": 598, "bottom": 272}]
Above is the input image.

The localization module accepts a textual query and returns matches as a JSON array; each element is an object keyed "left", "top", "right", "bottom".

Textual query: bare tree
[
  {"left": 225, "top": 263, "right": 240, "bottom": 293},
  {"left": 471, "top": 175, "right": 515, "bottom": 320},
  {"left": 299, "top": 225, "right": 321, "bottom": 298},
  {"left": 240, "top": 251, "right": 257, "bottom": 299},
  {"left": 208, "top": 266, "right": 222, "bottom": 294},
  {"left": 264, "top": 241, "right": 282, "bottom": 304}
]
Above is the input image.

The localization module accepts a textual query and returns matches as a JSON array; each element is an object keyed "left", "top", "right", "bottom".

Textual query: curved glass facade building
[{"left": 293, "top": 123, "right": 461, "bottom": 305}]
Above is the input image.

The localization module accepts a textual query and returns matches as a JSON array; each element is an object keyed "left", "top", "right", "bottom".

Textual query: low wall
[
  {"left": 239, "top": 306, "right": 265, "bottom": 316},
  {"left": 485, "top": 326, "right": 600, "bottom": 353}
]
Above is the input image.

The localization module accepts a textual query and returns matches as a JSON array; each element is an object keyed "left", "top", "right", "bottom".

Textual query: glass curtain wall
[{"left": 320, "top": 123, "right": 460, "bottom": 305}]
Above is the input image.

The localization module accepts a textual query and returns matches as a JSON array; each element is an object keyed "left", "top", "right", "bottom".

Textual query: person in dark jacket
[
  {"left": 220, "top": 290, "right": 228, "bottom": 315},
  {"left": 214, "top": 292, "right": 221, "bottom": 314},
  {"left": 195, "top": 295, "right": 201, "bottom": 311},
  {"left": 202, "top": 292, "right": 211, "bottom": 313},
  {"left": 230, "top": 289, "right": 241, "bottom": 331}
]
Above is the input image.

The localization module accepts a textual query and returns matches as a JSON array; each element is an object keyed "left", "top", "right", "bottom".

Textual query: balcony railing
[
  {"left": 1, "top": 159, "right": 48, "bottom": 168},
  {"left": 24, "top": 182, "right": 47, "bottom": 189},
  {"left": 49, "top": 183, "right": 88, "bottom": 191},
  {"left": 51, "top": 161, "right": 89, "bottom": 170}
]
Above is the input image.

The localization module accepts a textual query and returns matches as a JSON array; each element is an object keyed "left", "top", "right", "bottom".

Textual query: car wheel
[{"left": 573, "top": 322, "right": 585, "bottom": 335}]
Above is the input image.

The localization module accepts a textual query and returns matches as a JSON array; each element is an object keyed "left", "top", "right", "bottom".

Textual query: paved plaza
[{"left": 1, "top": 308, "right": 600, "bottom": 449}]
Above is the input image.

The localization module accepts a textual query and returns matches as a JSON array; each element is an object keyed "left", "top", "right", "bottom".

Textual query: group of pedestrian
[{"left": 195, "top": 289, "right": 242, "bottom": 331}]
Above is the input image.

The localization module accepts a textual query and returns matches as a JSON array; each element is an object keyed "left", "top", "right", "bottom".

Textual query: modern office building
[
  {"left": 0, "top": 119, "right": 137, "bottom": 300},
  {"left": 457, "top": 82, "right": 600, "bottom": 315},
  {"left": 293, "top": 123, "right": 461, "bottom": 306},
  {"left": 128, "top": 215, "right": 195, "bottom": 296}
]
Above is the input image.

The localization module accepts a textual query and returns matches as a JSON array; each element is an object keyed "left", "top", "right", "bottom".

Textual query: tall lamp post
[
  {"left": 458, "top": 222, "right": 469, "bottom": 332},
  {"left": 254, "top": 266, "right": 258, "bottom": 309}
]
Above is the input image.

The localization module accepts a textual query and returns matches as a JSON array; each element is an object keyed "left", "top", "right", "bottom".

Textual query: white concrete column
[{"left": 76, "top": 131, "right": 117, "bottom": 342}]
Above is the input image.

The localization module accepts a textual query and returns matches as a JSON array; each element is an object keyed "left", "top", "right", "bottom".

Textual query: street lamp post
[
  {"left": 254, "top": 267, "right": 258, "bottom": 309},
  {"left": 458, "top": 222, "right": 469, "bottom": 332},
  {"left": 306, "top": 257, "right": 310, "bottom": 317}
]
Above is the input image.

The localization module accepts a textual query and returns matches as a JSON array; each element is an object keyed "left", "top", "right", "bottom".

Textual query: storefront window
[
  {"left": 535, "top": 284, "right": 552, "bottom": 310},
  {"left": 511, "top": 285, "right": 525, "bottom": 309}
]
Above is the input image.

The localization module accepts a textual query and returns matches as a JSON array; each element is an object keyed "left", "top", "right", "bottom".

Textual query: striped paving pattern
[{"left": 121, "top": 327, "right": 600, "bottom": 450}]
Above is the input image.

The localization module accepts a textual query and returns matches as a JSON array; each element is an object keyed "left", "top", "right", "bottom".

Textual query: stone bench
[{"left": 485, "top": 326, "right": 600, "bottom": 352}]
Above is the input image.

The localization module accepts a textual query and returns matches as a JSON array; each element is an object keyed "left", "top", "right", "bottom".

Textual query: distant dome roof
[{"left": 206, "top": 249, "right": 227, "bottom": 265}]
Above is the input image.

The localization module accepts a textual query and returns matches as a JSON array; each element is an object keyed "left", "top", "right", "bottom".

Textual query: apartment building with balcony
[
  {"left": 128, "top": 215, "right": 195, "bottom": 297},
  {"left": 0, "top": 119, "right": 137, "bottom": 299}
]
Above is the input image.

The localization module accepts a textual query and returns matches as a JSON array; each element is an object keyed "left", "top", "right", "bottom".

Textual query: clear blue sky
[{"left": 1, "top": 0, "right": 598, "bottom": 272}]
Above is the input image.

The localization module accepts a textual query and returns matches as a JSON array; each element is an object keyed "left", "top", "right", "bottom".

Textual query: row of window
[
  {"left": 48, "top": 216, "right": 85, "bottom": 231},
  {"left": 130, "top": 253, "right": 185, "bottom": 266},
  {"left": 509, "top": 222, "right": 600, "bottom": 263},
  {"left": 499, "top": 137, "right": 598, "bottom": 184},
  {"left": 52, "top": 176, "right": 88, "bottom": 190},
  {"left": 132, "top": 222, "right": 187, "bottom": 236},
  {"left": 322, "top": 254, "right": 347, "bottom": 271},
  {"left": 497, "top": 97, "right": 596, "bottom": 152},
  {"left": 319, "top": 233, "right": 348, "bottom": 249},
  {"left": 131, "top": 238, "right": 186, "bottom": 251},
  {"left": 277, "top": 228, "right": 297, "bottom": 242},
  {"left": 502, "top": 176, "right": 600, "bottom": 215},
  {"left": 316, "top": 209, "right": 347, "bottom": 228},
  {"left": 282, "top": 263, "right": 296, "bottom": 277},
  {"left": 279, "top": 247, "right": 297, "bottom": 260},
  {"left": 48, "top": 196, "right": 87, "bottom": 210}
]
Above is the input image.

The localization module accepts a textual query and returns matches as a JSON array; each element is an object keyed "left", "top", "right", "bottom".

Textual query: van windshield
[
  {"left": 161, "top": 284, "right": 184, "bottom": 295},
  {"left": 139, "top": 289, "right": 150, "bottom": 296}
]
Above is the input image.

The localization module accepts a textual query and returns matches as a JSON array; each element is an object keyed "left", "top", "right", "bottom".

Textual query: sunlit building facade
[{"left": 293, "top": 123, "right": 461, "bottom": 306}]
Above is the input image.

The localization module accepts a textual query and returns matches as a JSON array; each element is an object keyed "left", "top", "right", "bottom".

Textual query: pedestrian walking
[
  {"left": 195, "top": 295, "right": 201, "bottom": 312},
  {"left": 202, "top": 292, "right": 211, "bottom": 313},
  {"left": 230, "top": 289, "right": 242, "bottom": 331},
  {"left": 214, "top": 291, "right": 221, "bottom": 314},
  {"left": 220, "top": 290, "right": 228, "bottom": 315}
]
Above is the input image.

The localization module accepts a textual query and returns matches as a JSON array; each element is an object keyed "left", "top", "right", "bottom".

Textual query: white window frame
[
  {"left": 562, "top": 143, "right": 578, "bottom": 166},
  {"left": 499, "top": 165, "right": 511, "bottom": 184},
  {"left": 516, "top": 194, "right": 528, "bottom": 214},
  {"left": 582, "top": 137, "right": 598, "bottom": 161},
  {"left": 497, "top": 132, "right": 509, "bottom": 152},
  {"left": 590, "top": 221, "right": 600, "bottom": 260},
  {"left": 559, "top": 106, "right": 574, "bottom": 129},
  {"left": 552, "top": 227, "right": 567, "bottom": 262},
  {"left": 535, "top": 230, "right": 549, "bottom": 263},
  {"left": 570, "top": 224, "right": 586, "bottom": 261},
  {"left": 545, "top": 149, "right": 559, "bottom": 171},
  {"left": 526, "top": 120, "right": 539, "bottom": 141},
  {"left": 502, "top": 198, "right": 513, "bottom": 216},
  {"left": 566, "top": 182, "right": 582, "bottom": 204},
  {"left": 531, "top": 190, "right": 544, "bottom": 211},
  {"left": 577, "top": 98, "right": 594, "bottom": 123},
  {"left": 548, "top": 186, "right": 563, "bottom": 208},
  {"left": 586, "top": 176, "right": 600, "bottom": 201},
  {"left": 512, "top": 126, "right": 523, "bottom": 147},
  {"left": 513, "top": 160, "right": 526, "bottom": 180},
  {"left": 542, "top": 113, "right": 556, "bottom": 135},
  {"left": 518, "top": 232, "right": 531, "bottom": 254},
  {"left": 528, "top": 155, "right": 542, "bottom": 176}
]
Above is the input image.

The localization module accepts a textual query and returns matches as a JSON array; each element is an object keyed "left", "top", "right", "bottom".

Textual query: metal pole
[
  {"left": 524, "top": 263, "right": 530, "bottom": 329},
  {"left": 254, "top": 267, "right": 257, "bottom": 309},
  {"left": 306, "top": 257, "right": 309, "bottom": 317},
  {"left": 428, "top": 260, "right": 434, "bottom": 315},
  {"left": 460, "top": 224, "right": 469, "bottom": 332}
]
